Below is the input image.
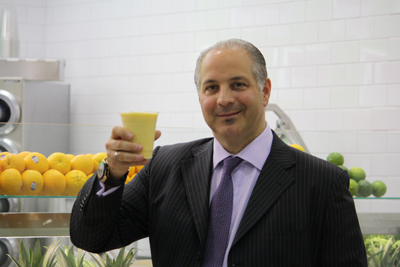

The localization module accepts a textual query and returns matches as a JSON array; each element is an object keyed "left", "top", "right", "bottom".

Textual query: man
[{"left": 70, "top": 39, "right": 367, "bottom": 267}]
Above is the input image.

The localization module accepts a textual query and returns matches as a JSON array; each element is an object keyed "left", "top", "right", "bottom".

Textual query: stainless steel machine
[
  {"left": 265, "top": 103, "right": 309, "bottom": 153},
  {"left": 0, "top": 77, "right": 70, "bottom": 155}
]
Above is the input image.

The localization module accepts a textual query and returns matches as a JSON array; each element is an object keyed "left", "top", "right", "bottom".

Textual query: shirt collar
[{"left": 213, "top": 122, "right": 273, "bottom": 171}]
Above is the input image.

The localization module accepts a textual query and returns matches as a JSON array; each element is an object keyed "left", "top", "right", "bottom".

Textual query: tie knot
[{"left": 223, "top": 156, "right": 243, "bottom": 177}]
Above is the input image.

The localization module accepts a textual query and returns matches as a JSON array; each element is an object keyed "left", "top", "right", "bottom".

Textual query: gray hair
[{"left": 194, "top": 39, "right": 268, "bottom": 92}]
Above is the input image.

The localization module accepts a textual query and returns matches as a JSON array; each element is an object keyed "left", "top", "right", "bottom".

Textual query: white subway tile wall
[{"left": 1, "top": 0, "right": 400, "bottom": 197}]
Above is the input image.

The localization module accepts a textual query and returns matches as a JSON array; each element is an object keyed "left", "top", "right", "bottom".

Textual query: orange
[
  {"left": 0, "top": 152, "right": 10, "bottom": 164},
  {"left": 24, "top": 152, "right": 49, "bottom": 174},
  {"left": 47, "top": 152, "right": 72, "bottom": 175},
  {"left": 18, "top": 151, "right": 31, "bottom": 159},
  {"left": 71, "top": 154, "right": 95, "bottom": 176},
  {"left": 125, "top": 173, "right": 136, "bottom": 184},
  {"left": 135, "top": 165, "right": 144, "bottom": 173},
  {"left": 1, "top": 154, "right": 25, "bottom": 173},
  {"left": 64, "top": 170, "right": 88, "bottom": 196},
  {"left": 92, "top": 152, "right": 107, "bottom": 173},
  {"left": 128, "top": 166, "right": 136, "bottom": 177},
  {"left": 66, "top": 154, "right": 75, "bottom": 161},
  {"left": 92, "top": 161, "right": 99, "bottom": 173},
  {"left": 0, "top": 168, "right": 22, "bottom": 195},
  {"left": 20, "top": 170, "right": 43, "bottom": 196},
  {"left": 92, "top": 152, "right": 107, "bottom": 163},
  {"left": 290, "top": 144, "right": 305, "bottom": 152},
  {"left": 42, "top": 169, "right": 66, "bottom": 196}
]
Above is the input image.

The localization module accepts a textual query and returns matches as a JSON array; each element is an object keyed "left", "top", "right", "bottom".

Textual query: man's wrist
[{"left": 97, "top": 158, "right": 129, "bottom": 187}]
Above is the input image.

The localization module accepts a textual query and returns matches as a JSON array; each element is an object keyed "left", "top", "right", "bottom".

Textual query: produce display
[
  {"left": 364, "top": 235, "right": 400, "bottom": 265},
  {"left": 326, "top": 152, "right": 387, "bottom": 198},
  {"left": 290, "top": 144, "right": 388, "bottom": 198},
  {"left": 0, "top": 151, "right": 143, "bottom": 197}
]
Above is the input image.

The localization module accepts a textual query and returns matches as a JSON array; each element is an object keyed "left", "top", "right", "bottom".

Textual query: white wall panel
[
  {"left": 317, "top": 65, "right": 345, "bottom": 86},
  {"left": 330, "top": 87, "right": 359, "bottom": 108},
  {"left": 346, "top": 17, "right": 374, "bottom": 40},
  {"left": 343, "top": 109, "right": 373, "bottom": 130},
  {"left": 292, "top": 66, "right": 318, "bottom": 87},
  {"left": 306, "top": 0, "right": 332, "bottom": 21},
  {"left": 331, "top": 42, "right": 360, "bottom": 63},
  {"left": 361, "top": 0, "right": 391, "bottom": 16},
  {"left": 305, "top": 44, "right": 331, "bottom": 65},
  {"left": 359, "top": 85, "right": 387, "bottom": 107},
  {"left": 333, "top": 0, "right": 361, "bottom": 18},
  {"left": 280, "top": 2, "right": 305, "bottom": 24},
  {"left": 388, "top": 85, "right": 400, "bottom": 106},
  {"left": 292, "top": 22, "right": 318, "bottom": 45},
  {"left": 254, "top": 4, "right": 279, "bottom": 26},
  {"left": 318, "top": 20, "right": 346, "bottom": 42}
]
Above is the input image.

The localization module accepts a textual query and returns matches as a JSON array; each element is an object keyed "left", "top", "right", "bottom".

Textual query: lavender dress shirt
[{"left": 211, "top": 123, "right": 273, "bottom": 267}]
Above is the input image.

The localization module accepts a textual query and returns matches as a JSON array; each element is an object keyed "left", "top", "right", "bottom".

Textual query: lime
[
  {"left": 290, "top": 144, "right": 305, "bottom": 152},
  {"left": 349, "top": 179, "right": 358, "bottom": 196},
  {"left": 349, "top": 167, "right": 366, "bottom": 182},
  {"left": 327, "top": 152, "right": 344, "bottom": 166},
  {"left": 357, "top": 180, "right": 373, "bottom": 197},
  {"left": 338, "top": 165, "right": 350, "bottom": 176},
  {"left": 372, "top": 180, "right": 387, "bottom": 198}
]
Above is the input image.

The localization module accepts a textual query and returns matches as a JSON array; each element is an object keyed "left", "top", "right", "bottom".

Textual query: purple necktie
[{"left": 202, "top": 156, "right": 243, "bottom": 267}]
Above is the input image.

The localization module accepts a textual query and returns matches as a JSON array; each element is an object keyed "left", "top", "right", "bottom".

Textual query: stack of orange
[
  {"left": 0, "top": 151, "right": 110, "bottom": 197},
  {"left": 125, "top": 165, "right": 144, "bottom": 184}
]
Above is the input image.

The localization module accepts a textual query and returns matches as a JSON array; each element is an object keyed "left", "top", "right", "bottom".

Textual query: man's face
[{"left": 198, "top": 48, "right": 271, "bottom": 153}]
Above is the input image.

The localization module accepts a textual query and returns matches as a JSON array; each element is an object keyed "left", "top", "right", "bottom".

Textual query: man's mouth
[{"left": 217, "top": 110, "right": 241, "bottom": 119}]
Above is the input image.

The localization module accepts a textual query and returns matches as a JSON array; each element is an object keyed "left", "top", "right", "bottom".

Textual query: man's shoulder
[{"left": 286, "top": 145, "right": 346, "bottom": 180}]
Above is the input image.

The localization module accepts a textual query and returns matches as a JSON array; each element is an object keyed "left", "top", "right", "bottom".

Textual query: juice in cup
[{"left": 120, "top": 112, "right": 159, "bottom": 159}]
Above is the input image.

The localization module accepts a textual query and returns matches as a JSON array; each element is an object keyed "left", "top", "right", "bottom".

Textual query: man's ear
[{"left": 262, "top": 78, "right": 271, "bottom": 107}]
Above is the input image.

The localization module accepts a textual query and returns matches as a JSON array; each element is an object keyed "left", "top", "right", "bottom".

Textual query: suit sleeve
[
  {"left": 319, "top": 170, "right": 368, "bottom": 266},
  {"left": 69, "top": 153, "right": 154, "bottom": 253}
]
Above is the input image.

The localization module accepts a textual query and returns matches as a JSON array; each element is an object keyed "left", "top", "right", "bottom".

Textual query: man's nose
[{"left": 216, "top": 86, "right": 235, "bottom": 106}]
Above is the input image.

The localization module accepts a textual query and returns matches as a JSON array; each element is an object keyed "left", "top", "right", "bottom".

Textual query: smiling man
[
  {"left": 198, "top": 46, "right": 271, "bottom": 155},
  {"left": 70, "top": 39, "right": 367, "bottom": 267}
]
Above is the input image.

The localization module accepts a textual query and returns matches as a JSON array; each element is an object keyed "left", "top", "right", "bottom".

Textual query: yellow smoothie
[{"left": 120, "top": 112, "right": 159, "bottom": 159}]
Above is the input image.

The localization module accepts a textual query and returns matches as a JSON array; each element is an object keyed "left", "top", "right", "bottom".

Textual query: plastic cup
[{"left": 120, "top": 112, "right": 158, "bottom": 159}]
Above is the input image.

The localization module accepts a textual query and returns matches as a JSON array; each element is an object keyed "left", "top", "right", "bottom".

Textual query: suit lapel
[
  {"left": 181, "top": 139, "right": 213, "bottom": 247},
  {"left": 233, "top": 132, "right": 296, "bottom": 245}
]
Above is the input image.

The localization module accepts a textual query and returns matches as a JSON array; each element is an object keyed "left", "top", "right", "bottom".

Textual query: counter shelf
[{"left": 0, "top": 212, "right": 70, "bottom": 237}]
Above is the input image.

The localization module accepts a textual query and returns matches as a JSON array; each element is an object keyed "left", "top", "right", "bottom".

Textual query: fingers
[
  {"left": 111, "top": 126, "right": 133, "bottom": 141},
  {"left": 105, "top": 127, "right": 162, "bottom": 178},
  {"left": 105, "top": 127, "right": 142, "bottom": 177},
  {"left": 155, "top": 130, "right": 162, "bottom": 141}
]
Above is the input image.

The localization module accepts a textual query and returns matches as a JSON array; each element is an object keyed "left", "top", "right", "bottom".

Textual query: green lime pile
[{"left": 326, "top": 152, "right": 387, "bottom": 198}]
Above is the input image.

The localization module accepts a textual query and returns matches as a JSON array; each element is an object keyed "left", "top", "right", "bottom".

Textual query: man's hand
[{"left": 105, "top": 126, "right": 162, "bottom": 179}]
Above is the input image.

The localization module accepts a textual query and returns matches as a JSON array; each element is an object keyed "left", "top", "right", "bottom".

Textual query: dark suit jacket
[{"left": 70, "top": 131, "right": 367, "bottom": 267}]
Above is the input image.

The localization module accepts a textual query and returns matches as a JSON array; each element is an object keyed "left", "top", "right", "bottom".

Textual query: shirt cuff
[{"left": 95, "top": 178, "right": 121, "bottom": 197}]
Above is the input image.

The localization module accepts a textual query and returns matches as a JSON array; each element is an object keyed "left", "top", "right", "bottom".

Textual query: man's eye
[
  {"left": 206, "top": 85, "right": 217, "bottom": 91},
  {"left": 233, "top": 82, "right": 245, "bottom": 88}
]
